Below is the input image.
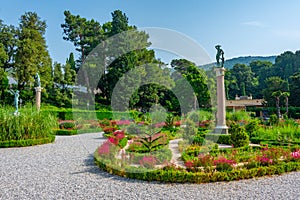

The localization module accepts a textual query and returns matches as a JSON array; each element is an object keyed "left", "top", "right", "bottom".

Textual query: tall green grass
[
  {"left": 0, "top": 105, "right": 58, "bottom": 141},
  {"left": 226, "top": 111, "right": 252, "bottom": 122},
  {"left": 256, "top": 124, "right": 300, "bottom": 142}
]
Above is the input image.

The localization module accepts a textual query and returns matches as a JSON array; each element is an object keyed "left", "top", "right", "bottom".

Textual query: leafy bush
[
  {"left": 192, "top": 135, "right": 206, "bottom": 145},
  {"left": 214, "top": 157, "right": 235, "bottom": 172},
  {"left": 269, "top": 114, "right": 279, "bottom": 125},
  {"left": 59, "top": 122, "right": 76, "bottom": 129},
  {"left": 118, "top": 137, "right": 128, "bottom": 149},
  {"left": 245, "top": 119, "right": 260, "bottom": 138},
  {"left": 229, "top": 122, "right": 250, "bottom": 148},
  {"left": 182, "top": 118, "right": 197, "bottom": 141}
]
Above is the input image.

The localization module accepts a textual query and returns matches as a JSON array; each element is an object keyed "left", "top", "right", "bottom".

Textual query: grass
[{"left": 0, "top": 105, "right": 58, "bottom": 141}]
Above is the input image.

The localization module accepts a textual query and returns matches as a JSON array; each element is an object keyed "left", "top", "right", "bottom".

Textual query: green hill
[{"left": 201, "top": 55, "right": 276, "bottom": 70}]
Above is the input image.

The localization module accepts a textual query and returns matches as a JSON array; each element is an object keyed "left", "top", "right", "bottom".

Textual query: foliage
[
  {"left": 229, "top": 122, "right": 250, "bottom": 148},
  {"left": 226, "top": 111, "right": 251, "bottom": 122},
  {"left": 59, "top": 121, "right": 76, "bottom": 130},
  {"left": 0, "top": 135, "right": 55, "bottom": 148},
  {"left": 181, "top": 118, "right": 197, "bottom": 141},
  {"left": 0, "top": 105, "right": 58, "bottom": 141},
  {"left": 14, "top": 12, "right": 52, "bottom": 99},
  {"left": 139, "top": 155, "right": 157, "bottom": 169},
  {"left": 244, "top": 119, "right": 260, "bottom": 138}
]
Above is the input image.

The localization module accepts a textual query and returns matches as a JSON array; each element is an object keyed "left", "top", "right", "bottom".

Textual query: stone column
[
  {"left": 35, "top": 87, "right": 42, "bottom": 112},
  {"left": 214, "top": 67, "right": 228, "bottom": 134}
]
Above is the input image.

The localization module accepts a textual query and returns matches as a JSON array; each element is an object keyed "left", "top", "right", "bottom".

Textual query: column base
[{"left": 213, "top": 125, "right": 228, "bottom": 134}]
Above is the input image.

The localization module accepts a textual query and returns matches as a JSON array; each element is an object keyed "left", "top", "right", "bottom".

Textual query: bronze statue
[
  {"left": 9, "top": 89, "right": 20, "bottom": 114},
  {"left": 215, "top": 45, "right": 225, "bottom": 67},
  {"left": 35, "top": 73, "right": 41, "bottom": 87}
]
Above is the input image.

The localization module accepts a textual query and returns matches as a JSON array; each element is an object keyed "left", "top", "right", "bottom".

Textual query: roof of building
[{"left": 226, "top": 99, "right": 265, "bottom": 107}]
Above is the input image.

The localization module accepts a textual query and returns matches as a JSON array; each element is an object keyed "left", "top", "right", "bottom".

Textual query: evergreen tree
[{"left": 14, "top": 12, "right": 52, "bottom": 101}]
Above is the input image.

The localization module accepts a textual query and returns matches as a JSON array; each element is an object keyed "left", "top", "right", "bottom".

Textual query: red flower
[{"left": 184, "top": 160, "right": 194, "bottom": 168}]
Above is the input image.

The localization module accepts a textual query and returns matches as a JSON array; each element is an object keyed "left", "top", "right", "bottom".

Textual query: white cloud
[{"left": 242, "top": 21, "right": 264, "bottom": 28}]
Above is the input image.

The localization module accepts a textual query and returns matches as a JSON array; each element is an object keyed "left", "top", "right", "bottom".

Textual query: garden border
[
  {"left": 0, "top": 135, "right": 55, "bottom": 148},
  {"left": 94, "top": 151, "right": 300, "bottom": 184}
]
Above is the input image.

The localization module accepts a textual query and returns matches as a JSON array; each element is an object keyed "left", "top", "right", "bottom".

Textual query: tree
[
  {"left": 0, "top": 20, "right": 17, "bottom": 71},
  {"left": 14, "top": 12, "right": 52, "bottom": 100},
  {"left": 0, "top": 43, "right": 9, "bottom": 103},
  {"left": 273, "top": 51, "right": 299, "bottom": 80},
  {"left": 263, "top": 76, "right": 287, "bottom": 107},
  {"left": 272, "top": 91, "right": 282, "bottom": 119},
  {"left": 227, "top": 63, "right": 257, "bottom": 98},
  {"left": 290, "top": 72, "right": 300, "bottom": 106},
  {"left": 282, "top": 92, "right": 290, "bottom": 115},
  {"left": 61, "top": 11, "right": 103, "bottom": 65},
  {"left": 110, "top": 10, "right": 129, "bottom": 36},
  {"left": 170, "top": 59, "right": 210, "bottom": 109},
  {"left": 249, "top": 60, "right": 274, "bottom": 98},
  {"left": 66, "top": 52, "right": 76, "bottom": 71}
]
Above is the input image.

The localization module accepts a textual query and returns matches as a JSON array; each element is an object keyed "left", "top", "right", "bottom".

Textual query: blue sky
[{"left": 1, "top": 0, "right": 300, "bottom": 65}]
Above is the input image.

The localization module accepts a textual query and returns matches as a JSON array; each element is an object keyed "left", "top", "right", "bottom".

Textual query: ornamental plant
[
  {"left": 229, "top": 122, "right": 250, "bottom": 148},
  {"left": 213, "top": 157, "right": 236, "bottom": 172},
  {"left": 194, "top": 154, "right": 214, "bottom": 167},
  {"left": 291, "top": 150, "right": 300, "bottom": 160},
  {"left": 108, "top": 130, "right": 127, "bottom": 148},
  {"left": 139, "top": 155, "right": 157, "bottom": 169}
]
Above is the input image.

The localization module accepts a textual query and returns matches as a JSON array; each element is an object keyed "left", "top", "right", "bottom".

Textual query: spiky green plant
[{"left": 0, "top": 105, "right": 58, "bottom": 141}]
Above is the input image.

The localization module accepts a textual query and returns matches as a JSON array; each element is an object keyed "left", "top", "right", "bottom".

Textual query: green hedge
[
  {"left": 0, "top": 135, "right": 55, "bottom": 148},
  {"left": 55, "top": 128, "right": 102, "bottom": 135},
  {"left": 250, "top": 137, "right": 300, "bottom": 146},
  {"left": 94, "top": 153, "right": 300, "bottom": 183},
  {"left": 204, "top": 134, "right": 232, "bottom": 145},
  {"left": 42, "top": 109, "right": 140, "bottom": 120},
  {"left": 247, "top": 106, "right": 300, "bottom": 119}
]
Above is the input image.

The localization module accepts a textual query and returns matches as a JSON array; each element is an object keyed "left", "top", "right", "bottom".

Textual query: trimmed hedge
[
  {"left": 247, "top": 106, "right": 300, "bottom": 119},
  {"left": 250, "top": 137, "right": 300, "bottom": 146},
  {"left": 94, "top": 152, "right": 300, "bottom": 183},
  {"left": 43, "top": 109, "right": 140, "bottom": 120},
  {"left": 0, "top": 135, "right": 55, "bottom": 148},
  {"left": 55, "top": 128, "right": 102, "bottom": 136},
  {"left": 204, "top": 134, "right": 232, "bottom": 145}
]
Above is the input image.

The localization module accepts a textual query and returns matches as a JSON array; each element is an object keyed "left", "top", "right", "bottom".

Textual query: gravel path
[{"left": 1, "top": 133, "right": 300, "bottom": 200}]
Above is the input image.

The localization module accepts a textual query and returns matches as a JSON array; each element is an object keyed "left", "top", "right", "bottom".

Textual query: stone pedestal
[
  {"left": 214, "top": 67, "right": 228, "bottom": 134},
  {"left": 35, "top": 87, "right": 42, "bottom": 112}
]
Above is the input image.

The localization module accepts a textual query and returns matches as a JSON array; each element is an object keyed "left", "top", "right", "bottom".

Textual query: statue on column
[
  {"left": 35, "top": 73, "right": 41, "bottom": 87},
  {"left": 215, "top": 45, "right": 225, "bottom": 67}
]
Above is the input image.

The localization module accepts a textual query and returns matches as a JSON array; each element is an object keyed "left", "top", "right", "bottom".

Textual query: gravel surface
[{"left": 1, "top": 133, "right": 300, "bottom": 200}]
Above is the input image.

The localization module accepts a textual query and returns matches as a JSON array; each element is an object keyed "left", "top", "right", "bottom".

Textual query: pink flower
[
  {"left": 291, "top": 151, "right": 300, "bottom": 159},
  {"left": 98, "top": 141, "right": 111, "bottom": 155}
]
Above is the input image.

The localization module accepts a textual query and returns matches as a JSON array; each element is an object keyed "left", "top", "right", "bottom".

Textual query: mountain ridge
[{"left": 200, "top": 55, "right": 276, "bottom": 70}]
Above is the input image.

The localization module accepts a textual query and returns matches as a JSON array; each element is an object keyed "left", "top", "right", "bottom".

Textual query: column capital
[{"left": 214, "top": 67, "right": 226, "bottom": 77}]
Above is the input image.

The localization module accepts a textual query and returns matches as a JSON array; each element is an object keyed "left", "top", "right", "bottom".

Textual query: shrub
[
  {"left": 192, "top": 135, "right": 206, "bottom": 145},
  {"left": 204, "top": 134, "right": 232, "bottom": 145},
  {"left": 269, "top": 114, "right": 279, "bottom": 125},
  {"left": 182, "top": 118, "right": 197, "bottom": 141},
  {"left": 59, "top": 122, "right": 76, "bottom": 130},
  {"left": 229, "top": 122, "right": 250, "bottom": 148},
  {"left": 214, "top": 157, "right": 236, "bottom": 172},
  {"left": 118, "top": 138, "right": 128, "bottom": 149},
  {"left": 245, "top": 119, "right": 260, "bottom": 138}
]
